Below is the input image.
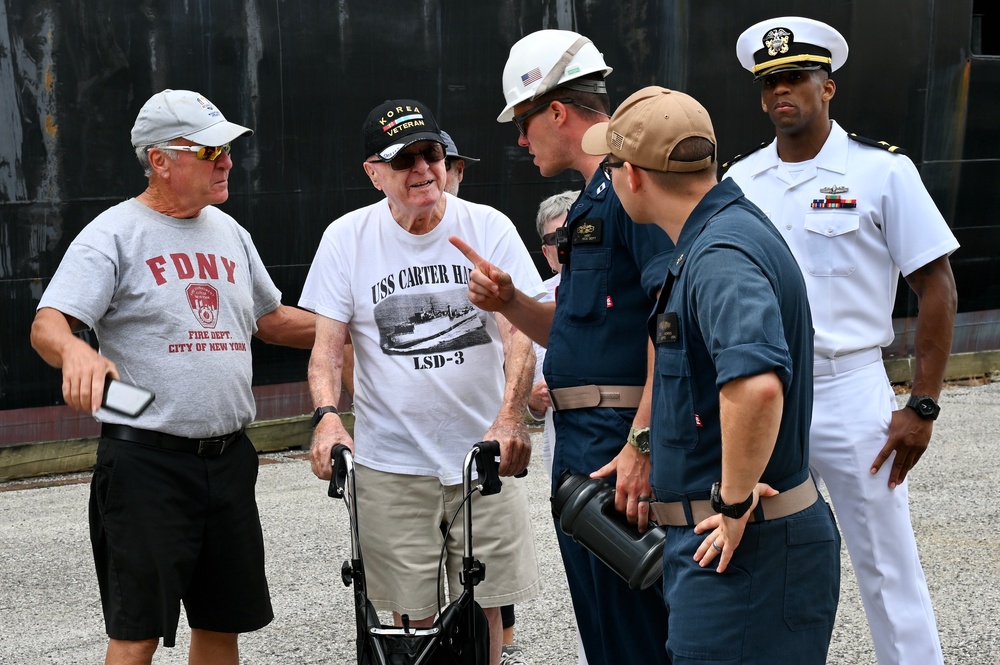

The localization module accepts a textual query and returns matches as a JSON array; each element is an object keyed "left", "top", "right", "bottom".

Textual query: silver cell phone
[{"left": 102, "top": 378, "right": 155, "bottom": 417}]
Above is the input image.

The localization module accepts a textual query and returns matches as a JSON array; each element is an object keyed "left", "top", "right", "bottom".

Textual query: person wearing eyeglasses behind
[
  {"left": 450, "top": 30, "right": 673, "bottom": 665},
  {"left": 299, "top": 99, "right": 543, "bottom": 665},
  {"left": 29, "top": 89, "right": 315, "bottom": 665},
  {"left": 526, "top": 190, "right": 577, "bottom": 479}
]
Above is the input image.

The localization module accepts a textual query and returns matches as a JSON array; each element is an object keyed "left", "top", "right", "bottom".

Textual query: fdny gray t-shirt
[{"left": 38, "top": 199, "right": 281, "bottom": 437}]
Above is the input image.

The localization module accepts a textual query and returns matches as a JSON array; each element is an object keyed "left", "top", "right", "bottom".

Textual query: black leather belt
[{"left": 101, "top": 423, "right": 244, "bottom": 457}]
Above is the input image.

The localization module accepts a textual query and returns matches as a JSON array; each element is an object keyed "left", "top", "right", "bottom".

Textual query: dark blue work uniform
[
  {"left": 544, "top": 169, "right": 674, "bottom": 665},
  {"left": 649, "top": 179, "right": 840, "bottom": 664}
]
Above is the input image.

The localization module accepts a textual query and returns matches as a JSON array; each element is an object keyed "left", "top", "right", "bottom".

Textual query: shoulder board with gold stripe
[
  {"left": 848, "top": 133, "right": 907, "bottom": 156},
  {"left": 721, "top": 140, "right": 770, "bottom": 171}
]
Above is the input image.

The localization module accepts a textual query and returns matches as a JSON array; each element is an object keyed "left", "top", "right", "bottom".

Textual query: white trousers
[{"left": 811, "top": 360, "right": 943, "bottom": 665}]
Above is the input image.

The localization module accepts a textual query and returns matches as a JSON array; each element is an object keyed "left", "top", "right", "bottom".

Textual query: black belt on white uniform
[{"left": 101, "top": 423, "right": 244, "bottom": 457}]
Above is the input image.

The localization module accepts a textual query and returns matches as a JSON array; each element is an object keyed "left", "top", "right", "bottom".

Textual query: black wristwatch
[
  {"left": 905, "top": 395, "right": 941, "bottom": 421},
  {"left": 710, "top": 481, "right": 754, "bottom": 519},
  {"left": 311, "top": 405, "right": 339, "bottom": 428}
]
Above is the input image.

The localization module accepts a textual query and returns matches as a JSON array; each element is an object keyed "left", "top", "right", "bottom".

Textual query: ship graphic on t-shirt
[
  {"left": 375, "top": 289, "right": 489, "bottom": 355},
  {"left": 387, "top": 303, "right": 478, "bottom": 350}
]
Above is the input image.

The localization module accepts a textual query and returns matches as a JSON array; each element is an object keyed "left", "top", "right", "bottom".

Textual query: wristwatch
[
  {"left": 627, "top": 427, "right": 651, "bottom": 455},
  {"left": 311, "top": 405, "right": 339, "bottom": 428},
  {"left": 905, "top": 395, "right": 941, "bottom": 421},
  {"left": 710, "top": 481, "right": 753, "bottom": 519}
]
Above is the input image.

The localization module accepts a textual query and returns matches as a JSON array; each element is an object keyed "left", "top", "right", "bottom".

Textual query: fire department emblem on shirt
[
  {"left": 186, "top": 283, "right": 219, "bottom": 329},
  {"left": 764, "top": 28, "right": 792, "bottom": 56}
]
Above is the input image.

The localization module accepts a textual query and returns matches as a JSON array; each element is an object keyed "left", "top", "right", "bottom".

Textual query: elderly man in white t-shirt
[{"left": 300, "top": 98, "right": 543, "bottom": 665}]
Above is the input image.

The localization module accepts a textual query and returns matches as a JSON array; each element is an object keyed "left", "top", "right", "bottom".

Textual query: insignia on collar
[{"left": 764, "top": 28, "right": 792, "bottom": 56}]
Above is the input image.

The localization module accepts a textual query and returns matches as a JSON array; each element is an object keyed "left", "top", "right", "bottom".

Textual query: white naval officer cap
[{"left": 736, "top": 16, "right": 849, "bottom": 81}]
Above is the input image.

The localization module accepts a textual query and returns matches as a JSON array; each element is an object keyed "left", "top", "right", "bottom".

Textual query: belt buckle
[{"left": 196, "top": 437, "right": 227, "bottom": 457}]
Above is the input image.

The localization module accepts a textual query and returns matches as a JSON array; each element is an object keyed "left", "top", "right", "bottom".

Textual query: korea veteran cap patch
[{"left": 362, "top": 99, "right": 445, "bottom": 160}]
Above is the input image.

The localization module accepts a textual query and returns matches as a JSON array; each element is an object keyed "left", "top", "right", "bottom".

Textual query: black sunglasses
[
  {"left": 513, "top": 98, "right": 575, "bottom": 136},
  {"left": 541, "top": 232, "right": 557, "bottom": 247},
  {"left": 368, "top": 143, "right": 446, "bottom": 171},
  {"left": 601, "top": 157, "right": 626, "bottom": 179}
]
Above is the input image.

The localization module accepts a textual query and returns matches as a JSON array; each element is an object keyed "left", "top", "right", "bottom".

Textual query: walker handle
[
  {"left": 474, "top": 440, "right": 503, "bottom": 496},
  {"left": 328, "top": 444, "right": 352, "bottom": 499}
]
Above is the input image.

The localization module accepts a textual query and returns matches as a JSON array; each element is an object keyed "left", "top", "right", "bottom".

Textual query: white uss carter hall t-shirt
[{"left": 300, "top": 194, "right": 544, "bottom": 485}]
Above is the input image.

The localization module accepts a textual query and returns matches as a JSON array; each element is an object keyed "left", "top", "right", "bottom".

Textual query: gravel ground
[{"left": 0, "top": 380, "right": 997, "bottom": 664}]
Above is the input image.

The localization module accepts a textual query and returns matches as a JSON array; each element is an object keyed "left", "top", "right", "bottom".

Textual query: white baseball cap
[{"left": 130, "top": 89, "right": 253, "bottom": 147}]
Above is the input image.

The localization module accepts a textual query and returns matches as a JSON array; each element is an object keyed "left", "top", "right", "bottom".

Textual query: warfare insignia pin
[
  {"left": 764, "top": 28, "right": 792, "bottom": 56},
  {"left": 820, "top": 185, "right": 849, "bottom": 194}
]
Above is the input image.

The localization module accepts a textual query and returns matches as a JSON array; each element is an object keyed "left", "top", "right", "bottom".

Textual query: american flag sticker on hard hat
[{"left": 521, "top": 68, "right": 542, "bottom": 86}]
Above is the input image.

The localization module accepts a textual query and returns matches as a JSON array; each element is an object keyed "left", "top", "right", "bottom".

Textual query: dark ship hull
[{"left": 2, "top": 0, "right": 998, "bottom": 448}]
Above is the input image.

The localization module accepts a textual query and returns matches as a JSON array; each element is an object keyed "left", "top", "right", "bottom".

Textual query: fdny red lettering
[
  {"left": 146, "top": 252, "right": 238, "bottom": 285},
  {"left": 221, "top": 257, "right": 237, "bottom": 283},
  {"left": 171, "top": 254, "right": 195, "bottom": 279},
  {"left": 196, "top": 253, "right": 219, "bottom": 280}
]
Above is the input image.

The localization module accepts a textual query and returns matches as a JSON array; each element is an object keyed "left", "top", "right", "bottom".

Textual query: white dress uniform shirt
[{"left": 725, "top": 120, "right": 959, "bottom": 359}]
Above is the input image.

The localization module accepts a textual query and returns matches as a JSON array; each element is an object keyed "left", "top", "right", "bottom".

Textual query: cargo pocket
[
  {"left": 783, "top": 509, "right": 840, "bottom": 631},
  {"left": 667, "top": 561, "right": 751, "bottom": 663},
  {"left": 803, "top": 211, "right": 859, "bottom": 276}
]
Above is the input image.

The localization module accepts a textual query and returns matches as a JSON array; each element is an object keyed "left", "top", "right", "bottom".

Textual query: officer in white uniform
[{"left": 724, "top": 16, "right": 959, "bottom": 665}]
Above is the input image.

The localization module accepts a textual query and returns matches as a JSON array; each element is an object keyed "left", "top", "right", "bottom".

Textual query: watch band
[
  {"left": 710, "top": 481, "right": 754, "bottom": 519},
  {"left": 311, "top": 405, "right": 339, "bottom": 428},
  {"left": 905, "top": 394, "right": 941, "bottom": 420}
]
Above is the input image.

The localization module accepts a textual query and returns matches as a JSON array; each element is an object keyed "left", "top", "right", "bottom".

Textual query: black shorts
[{"left": 89, "top": 433, "right": 273, "bottom": 647}]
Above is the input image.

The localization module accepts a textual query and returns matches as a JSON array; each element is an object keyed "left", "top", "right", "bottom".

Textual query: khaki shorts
[{"left": 355, "top": 464, "right": 542, "bottom": 619}]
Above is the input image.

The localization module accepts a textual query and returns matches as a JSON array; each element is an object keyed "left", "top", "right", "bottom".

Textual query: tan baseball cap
[{"left": 581, "top": 86, "right": 716, "bottom": 173}]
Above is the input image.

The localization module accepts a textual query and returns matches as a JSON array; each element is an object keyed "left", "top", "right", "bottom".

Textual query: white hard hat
[{"left": 497, "top": 29, "right": 613, "bottom": 123}]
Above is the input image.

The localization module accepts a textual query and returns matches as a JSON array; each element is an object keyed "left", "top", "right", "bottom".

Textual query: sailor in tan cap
[{"left": 582, "top": 85, "right": 840, "bottom": 664}]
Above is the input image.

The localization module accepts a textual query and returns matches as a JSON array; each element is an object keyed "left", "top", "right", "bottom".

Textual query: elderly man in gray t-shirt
[{"left": 30, "top": 89, "right": 314, "bottom": 665}]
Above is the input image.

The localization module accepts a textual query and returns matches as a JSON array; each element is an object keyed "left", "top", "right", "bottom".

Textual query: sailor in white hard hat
[
  {"left": 497, "top": 29, "right": 612, "bottom": 124},
  {"left": 455, "top": 27, "right": 675, "bottom": 665}
]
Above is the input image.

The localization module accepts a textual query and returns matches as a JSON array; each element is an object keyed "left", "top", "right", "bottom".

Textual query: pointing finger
[{"left": 449, "top": 236, "right": 488, "bottom": 270}]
